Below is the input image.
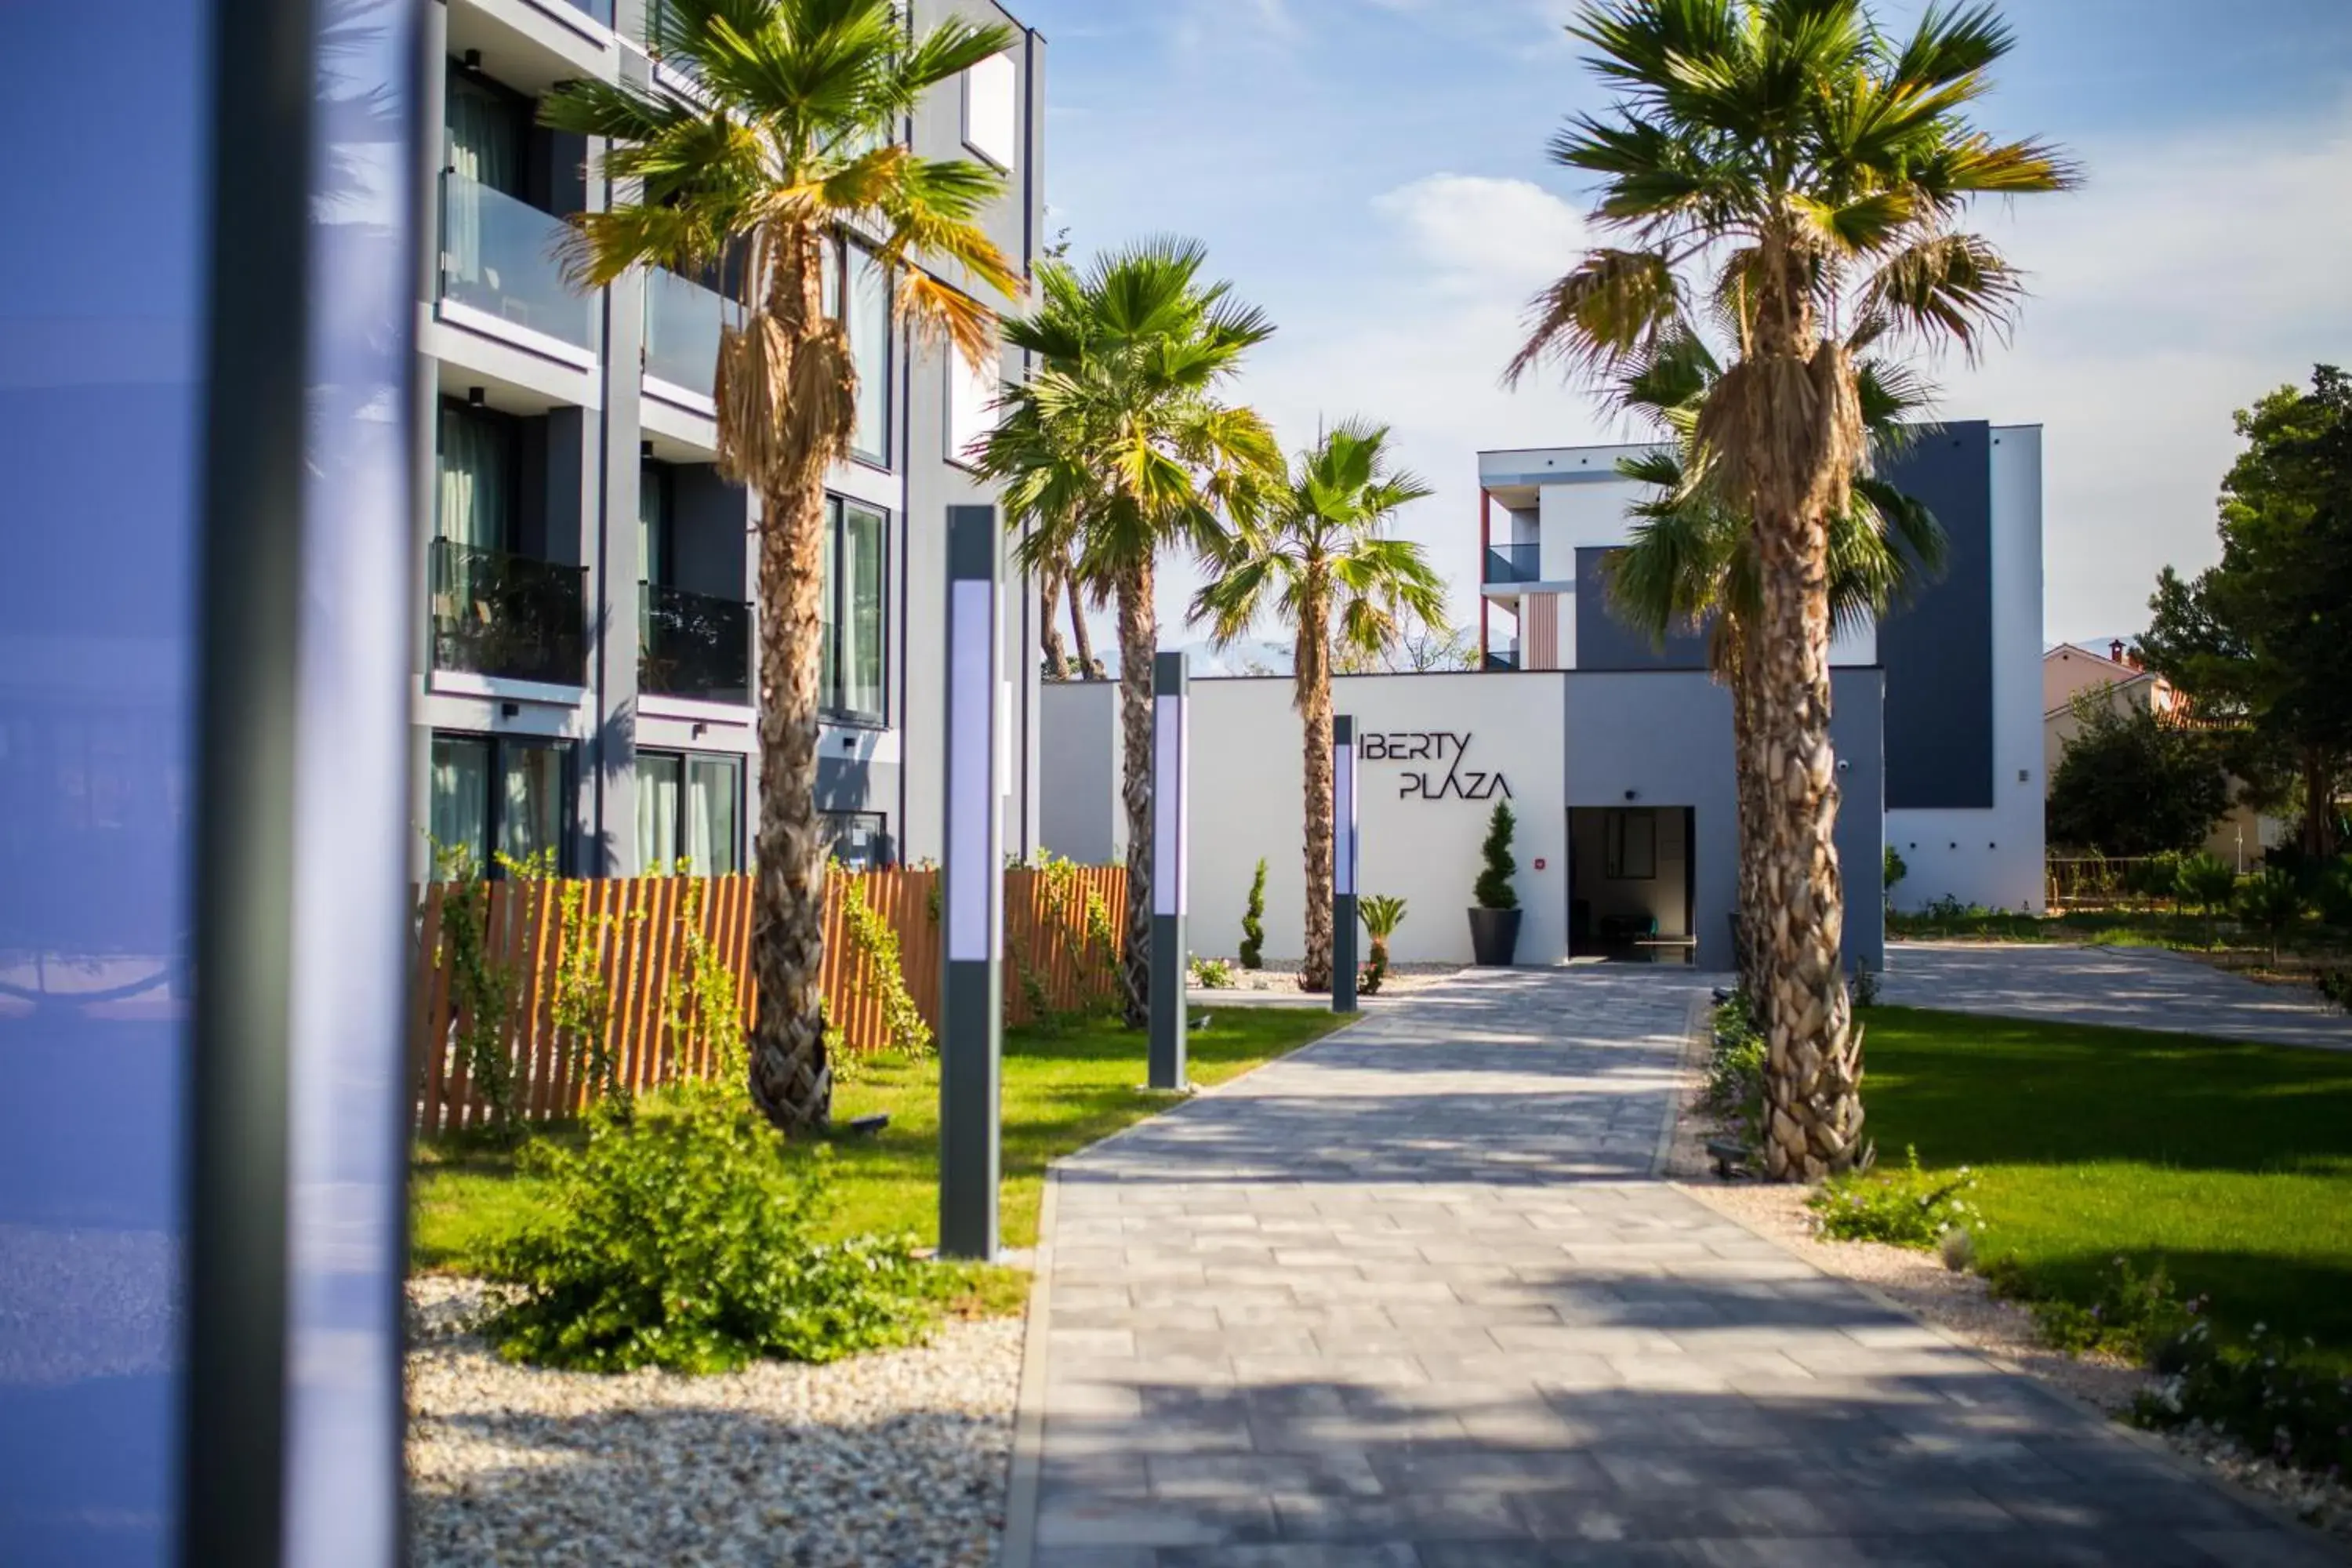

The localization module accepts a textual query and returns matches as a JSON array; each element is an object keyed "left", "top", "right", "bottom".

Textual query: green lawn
[
  {"left": 412, "top": 1005, "right": 1344, "bottom": 1309},
  {"left": 1889, "top": 904, "right": 2350, "bottom": 958},
  {"left": 1859, "top": 1004, "right": 2352, "bottom": 1366}
]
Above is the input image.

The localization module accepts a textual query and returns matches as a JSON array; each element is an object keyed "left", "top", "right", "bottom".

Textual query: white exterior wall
[
  {"left": 1887, "top": 424, "right": 2046, "bottom": 913},
  {"left": 1185, "top": 673, "right": 1570, "bottom": 967}
]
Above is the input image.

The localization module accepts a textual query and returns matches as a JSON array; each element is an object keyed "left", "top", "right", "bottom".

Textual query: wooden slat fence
[{"left": 410, "top": 866, "right": 1127, "bottom": 1135}]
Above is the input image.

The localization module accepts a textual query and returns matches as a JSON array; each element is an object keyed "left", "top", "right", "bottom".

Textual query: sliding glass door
[{"left": 636, "top": 750, "right": 742, "bottom": 876}]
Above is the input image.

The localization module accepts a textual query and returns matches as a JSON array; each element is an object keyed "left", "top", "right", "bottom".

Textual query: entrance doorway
[{"left": 1568, "top": 807, "right": 1697, "bottom": 964}]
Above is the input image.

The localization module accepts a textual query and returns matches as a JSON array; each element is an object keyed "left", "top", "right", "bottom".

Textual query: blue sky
[{"left": 1007, "top": 0, "right": 2352, "bottom": 649}]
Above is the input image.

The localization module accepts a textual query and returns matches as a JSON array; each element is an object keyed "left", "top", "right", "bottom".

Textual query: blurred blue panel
[{"left": 0, "top": 0, "right": 209, "bottom": 1562}]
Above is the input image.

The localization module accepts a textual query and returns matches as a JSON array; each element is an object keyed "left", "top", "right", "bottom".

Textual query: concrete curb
[
  {"left": 1652, "top": 990, "right": 1715, "bottom": 1178},
  {"left": 995, "top": 1166, "right": 1057, "bottom": 1568},
  {"left": 1685, "top": 1182, "right": 2343, "bottom": 1555}
]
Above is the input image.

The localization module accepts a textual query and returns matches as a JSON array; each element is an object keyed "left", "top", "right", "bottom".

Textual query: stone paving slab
[
  {"left": 1005, "top": 967, "right": 2342, "bottom": 1567},
  {"left": 1884, "top": 940, "right": 2352, "bottom": 1051}
]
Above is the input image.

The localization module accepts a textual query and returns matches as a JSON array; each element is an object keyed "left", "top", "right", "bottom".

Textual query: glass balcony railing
[
  {"left": 641, "top": 581, "right": 751, "bottom": 705},
  {"left": 430, "top": 539, "right": 589, "bottom": 687},
  {"left": 643, "top": 269, "right": 735, "bottom": 396},
  {"left": 437, "top": 170, "right": 596, "bottom": 352},
  {"left": 1484, "top": 641, "right": 1521, "bottom": 673},
  {"left": 558, "top": 0, "right": 615, "bottom": 25},
  {"left": 1484, "top": 543, "right": 1542, "bottom": 585}
]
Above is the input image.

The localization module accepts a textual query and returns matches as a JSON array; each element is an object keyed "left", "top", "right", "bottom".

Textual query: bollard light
[
  {"left": 940, "top": 506, "right": 1004, "bottom": 1261},
  {"left": 1333, "top": 713, "right": 1359, "bottom": 1014},
  {"left": 1149, "top": 651, "right": 1190, "bottom": 1090}
]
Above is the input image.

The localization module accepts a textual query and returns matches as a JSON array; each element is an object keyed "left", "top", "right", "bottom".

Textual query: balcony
[
  {"left": 643, "top": 268, "right": 735, "bottom": 397},
  {"left": 556, "top": 0, "right": 614, "bottom": 23},
  {"left": 1484, "top": 641, "right": 1521, "bottom": 673},
  {"left": 1484, "top": 543, "right": 1542, "bottom": 586},
  {"left": 430, "top": 539, "right": 589, "bottom": 688},
  {"left": 641, "top": 582, "right": 751, "bottom": 705},
  {"left": 438, "top": 170, "right": 596, "bottom": 353}
]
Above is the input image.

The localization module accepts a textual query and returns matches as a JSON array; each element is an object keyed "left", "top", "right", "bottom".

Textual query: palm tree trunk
[
  {"left": 1728, "top": 642, "right": 1768, "bottom": 1004},
  {"left": 745, "top": 227, "right": 841, "bottom": 1134},
  {"left": 1039, "top": 560, "right": 1069, "bottom": 681},
  {"left": 1114, "top": 560, "right": 1156, "bottom": 1026},
  {"left": 1298, "top": 589, "right": 1334, "bottom": 992},
  {"left": 1068, "top": 569, "right": 1098, "bottom": 678},
  {"left": 1751, "top": 503, "right": 1863, "bottom": 1181}
]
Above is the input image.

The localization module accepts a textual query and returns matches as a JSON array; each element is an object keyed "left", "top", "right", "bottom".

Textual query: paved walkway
[
  {"left": 1007, "top": 967, "right": 2335, "bottom": 1567},
  {"left": 1885, "top": 940, "right": 2352, "bottom": 1051}
]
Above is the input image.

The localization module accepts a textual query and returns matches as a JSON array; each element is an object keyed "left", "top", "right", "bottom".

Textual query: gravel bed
[
  {"left": 1192, "top": 960, "right": 1464, "bottom": 996},
  {"left": 406, "top": 1276, "right": 1023, "bottom": 1567},
  {"left": 1664, "top": 1014, "right": 2352, "bottom": 1546}
]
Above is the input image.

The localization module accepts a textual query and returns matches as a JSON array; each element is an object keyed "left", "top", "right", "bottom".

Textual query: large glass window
[
  {"left": 639, "top": 459, "right": 672, "bottom": 585},
  {"left": 437, "top": 401, "right": 516, "bottom": 551},
  {"left": 445, "top": 71, "right": 524, "bottom": 197},
  {"left": 847, "top": 242, "right": 891, "bottom": 465},
  {"left": 819, "top": 496, "right": 887, "bottom": 722},
  {"left": 428, "top": 733, "right": 571, "bottom": 877},
  {"left": 637, "top": 751, "right": 742, "bottom": 875}
]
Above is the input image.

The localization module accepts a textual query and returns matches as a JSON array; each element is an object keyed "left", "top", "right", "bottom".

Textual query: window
[
  {"left": 639, "top": 459, "right": 673, "bottom": 585},
  {"left": 437, "top": 401, "right": 517, "bottom": 552},
  {"left": 960, "top": 51, "right": 1018, "bottom": 170},
  {"left": 445, "top": 71, "right": 526, "bottom": 197},
  {"left": 636, "top": 751, "right": 742, "bottom": 875},
  {"left": 428, "top": 733, "right": 572, "bottom": 877},
  {"left": 1605, "top": 808, "right": 1657, "bottom": 880},
  {"left": 847, "top": 242, "right": 892, "bottom": 465},
  {"left": 946, "top": 343, "right": 1000, "bottom": 470},
  {"left": 820, "top": 496, "right": 887, "bottom": 722},
  {"left": 824, "top": 811, "right": 891, "bottom": 869}
]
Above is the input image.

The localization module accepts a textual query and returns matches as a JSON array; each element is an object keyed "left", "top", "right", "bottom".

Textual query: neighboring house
[
  {"left": 412, "top": 0, "right": 1047, "bottom": 880},
  {"left": 2040, "top": 641, "right": 2283, "bottom": 868},
  {"left": 1042, "top": 422, "right": 2046, "bottom": 967}
]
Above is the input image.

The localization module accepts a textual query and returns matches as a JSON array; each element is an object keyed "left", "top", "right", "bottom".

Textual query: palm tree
[
  {"left": 1603, "top": 330, "right": 1945, "bottom": 997},
  {"left": 1509, "top": 0, "right": 2074, "bottom": 1178},
  {"left": 542, "top": 0, "right": 1022, "bottom": 1133},
  {"left": 981, "top": 240, "right": 1281, "bottom": 1023},
  {"left": 1193, "top": 422, "right": 1445, "bottom": 991}
]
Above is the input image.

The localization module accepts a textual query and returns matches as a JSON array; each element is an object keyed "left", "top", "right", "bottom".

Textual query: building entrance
[{"left": 1567, "top": 806, "right": 1697, "bottom": 964}]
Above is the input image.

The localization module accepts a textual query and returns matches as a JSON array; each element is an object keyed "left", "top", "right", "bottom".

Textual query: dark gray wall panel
[
  {"left": 1574, "top": 546, "right": 1710, "bottom": 672},
  {"left": 1878, "top": 421, "right": 1993, "bottom": 809}
]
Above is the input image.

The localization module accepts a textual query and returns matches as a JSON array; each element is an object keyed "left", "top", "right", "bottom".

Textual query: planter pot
[{"left": 1467, "top": 907, "right": 1523, "bottom": 967}]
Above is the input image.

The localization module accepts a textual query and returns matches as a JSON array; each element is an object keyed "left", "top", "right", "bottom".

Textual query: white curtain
[
  {"left": 498, "top": 745, "right": 561, "bottom": 871},
  {"left": 685, "top": 756, "right": 740, "bottom": 876},
  {"left": 444, "top": 78, "right": 521, "bottom": 289},
  {"left": 840, "top": 503, "right": 884, "bottom": 719},
  {"left": 428, "top": 736, "right": 490, "bottom": 874},
  {"left": 848, "top": 243, "right": 891, "bottom": 459},
  {"left": 636, "top": 754, "right": 682, "bottom": 875},
  {"left": 436, "top": 406, "right": 510, "bottom": 552}
]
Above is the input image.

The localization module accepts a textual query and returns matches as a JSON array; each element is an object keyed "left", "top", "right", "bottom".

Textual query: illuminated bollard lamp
[
  {"left": 939, "top": 506, "right": 1004, "bottom": 1261},
  {"left": 1149, "top": 651, "right": 1191, "bottom": 1091},
  {"left": 1333, "top": 713, "right": 1360, "bottom": 1014}
]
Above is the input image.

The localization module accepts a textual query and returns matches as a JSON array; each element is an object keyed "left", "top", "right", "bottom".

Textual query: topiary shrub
[
  {"left": 1473, "top": 803, "right": 1519, "bottom": 911},
  {"left": 2232, "top": 868, "right": 2306, "bottom": 966},
  {"left": 1809, "top": 1145, "right": 1978, "bottom": 1250},
  {"left": 1238, "top": 858, "right": 1267, "bottom": 970},
  {"left": 486, "top": 1090, "right": 933, "bottom": 1374}
]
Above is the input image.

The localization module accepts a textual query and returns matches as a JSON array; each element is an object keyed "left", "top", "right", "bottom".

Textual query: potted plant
[
  {"left": 1468, "top": 802, "right": 1522, "bottom": 966},
  {"left": 1359, "top": 895, "right": 1406, "bottom": 995}
]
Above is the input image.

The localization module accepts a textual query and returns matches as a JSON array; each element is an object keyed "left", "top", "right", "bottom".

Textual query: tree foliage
[
  {"left": 2046, "top": 699, "right": 2230, "bottom": 858},
  {"left": 2140, "top": 367, "right": 2352, "bottom": 856}
]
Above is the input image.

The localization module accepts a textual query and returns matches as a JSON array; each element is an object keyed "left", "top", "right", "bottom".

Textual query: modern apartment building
[{"left": 411, "top": 0, "right": 1047, "bottom": 880}]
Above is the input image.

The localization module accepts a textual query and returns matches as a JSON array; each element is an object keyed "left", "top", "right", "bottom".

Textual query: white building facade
[{"left": 1042, "top": 420, "right": 2045, "bottom": 969}]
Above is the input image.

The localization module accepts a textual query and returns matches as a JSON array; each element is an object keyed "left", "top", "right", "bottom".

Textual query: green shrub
[
  {"left": 2232, "top": 868, "right": 2307, "bottom": 964},
  {"left": 2136, "top": 1318, "right": 2352, "bottom": 1477},
  {"left": 2016, "top": 1254, "right": 2199, "bottom": 1362},
  {"left": 1238, "top": 858, "right": 1267, "bottom": 969},
  {"left": 2126, "top": 850, "right": 2184, "bottom": 904},
  {"left": 1192, "top": 956, "right": 1235, "bottom": 989},
  {"left": 2318, "top": 968, "right": 2351, "bottom": 1014},
  {"left": 486, "top": 1090, "right": 934, "bottom": 1374},
  {"left": 1810, "top": 1145, "right": 1978, "bottom": 1249},
  {"left": 1883, "top": 845, "right": 1907, "bottom": 893},
  {"left": 2314, "top": 858, "right": 2352, "bottom": 927},
  {"left": 1358, "top": 895, "right": 1406, "bottom": 996},
  {"left": 2176, "top": 852, "right": 2238, "bottom": 918},
  {"left": 1703, "top": 993, "right": 1766, "bottom": 1151},
  {"left": 1473, "top": 803, "right": 1519, "bottom": 911}
]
